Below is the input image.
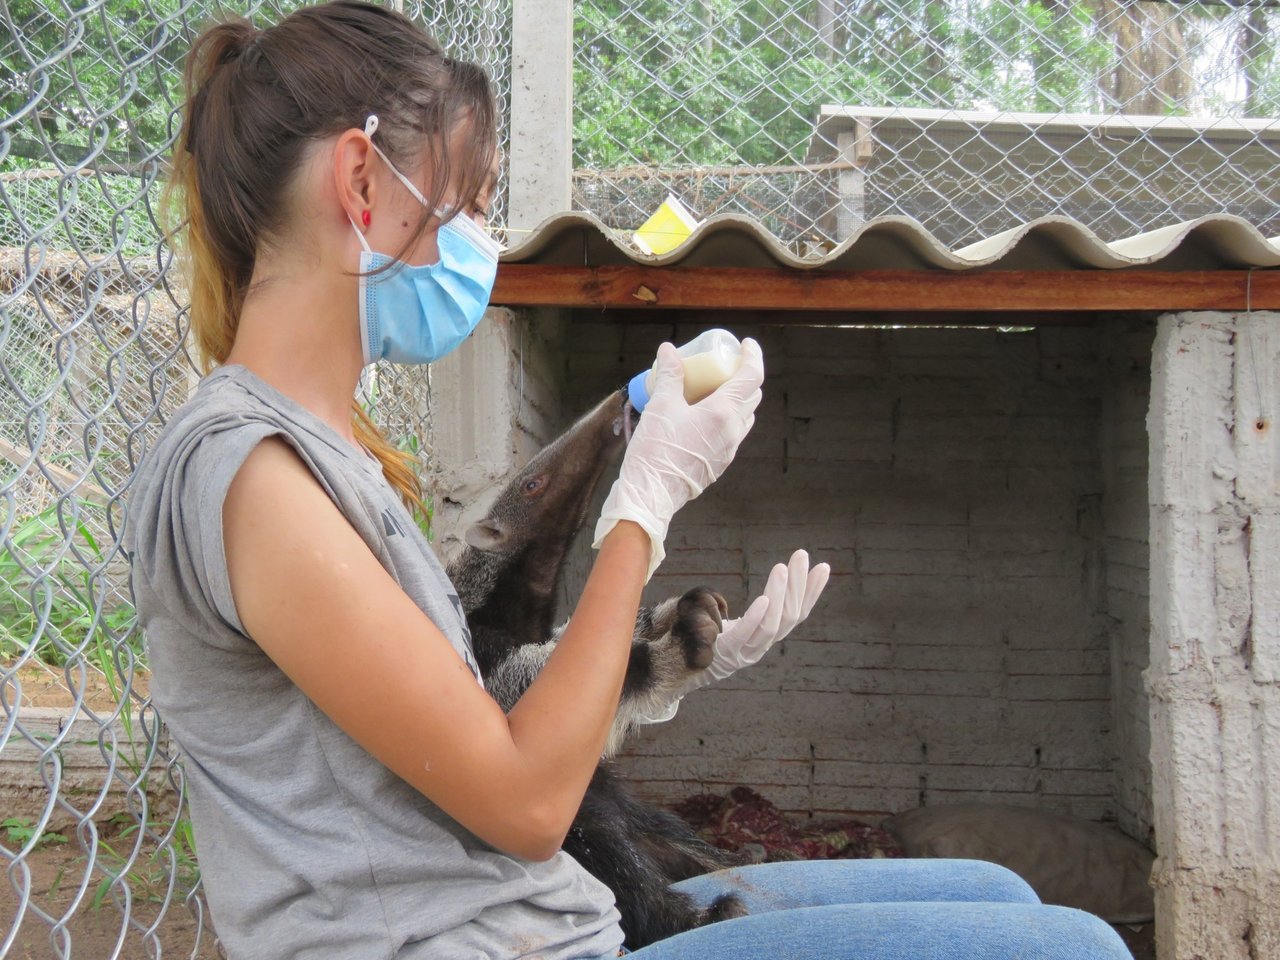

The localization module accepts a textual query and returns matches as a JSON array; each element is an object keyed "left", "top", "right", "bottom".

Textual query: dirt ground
[
  {"left": 0, "top": 836, "right": 221, "bottom": 959},
  {"left": 8, "top": 662, "right": 150, "bottom": 712}
]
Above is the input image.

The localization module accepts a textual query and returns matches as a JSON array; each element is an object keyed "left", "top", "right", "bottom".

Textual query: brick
[
  {"left": 895, "top": 413, "right": 1012, "bottom": 442},
  {"left": 1039, "top": 327, "right": 1099, "bottom": 359},
  {"left": 617, "top": 777, "right": 811, "bottom": 814},
  {"left": 1038, "top": 768, "right": 1115, "bottom": 796},
  {"left": 889, "top": 329, "right": 1006, "bottom": 358},
  {"left": 811, "top": 785, "right": 921, "bottom": 817},
  {"left": 890, "top": 356, "right": 1019, "bottom": 380},
  {"left": 858, "top": 524, "right": 969, "bottom": 551},
  {"left": 786, "top": 354, "right": 883, "bottom": 377},
  {"left": 859, "top": 573, "right": 978, "bottom": 604},
  {"left": 1037, "top": 795, "right": 1116, "bottom": 822},
  {"left": 565, "top": 322, "right": 625, "bottom": 354},
  {"left": 1005, "top": 649, "right": 1108, "bottom": 675},
  {"left": 890, "top": 644, "right": 1006, "bottom": 673},
  {"left": 978, "top": 549, "right": 1085, "bottom": 579},
  {"left": 785, "top": 380, "right": 894, "bottom": 420},
  {"left": 1039, "top": 355, "right": 1101, "bottom": 383},
  {"left": 621, "top": 755, "right": 812, "bottom": 786},
  {"left": 814, "top": 760, "right": 922, "bottom": 789},
  {"left": 925, "top": 741, "right": 1038, "bottom": 766},
  {"left": 1036, "top": 739, "right": 1114, "bottom": 769},
  {"left": 923, "top": 786, "right": 1039, "bottom": 808},
  {"left": 1007, "top": 673, "right": 1111, "bottom": 701},
  {"left": 783, "top": 638, "right": 894, "bottom": 669},
  {"left": 968, "top": 493, "right": 1081, "bottom": 529},
  {"left": 678, "top": 688, "right": 894, "bottom": 739},
  {"left": 924, "top": 764, "right": 1039, "bottom": 793},
  {"left": 665, "top": 734, "right": 814, "bottom": 761},
  {"left": 889, "top": 695, "right": 1008, "bottom": 731},
  {"left": 859, "top": 548, "right": 973, "bottom": 577},
  {"left": 811, "top": 737, "right": 922, "bottom": 763}
]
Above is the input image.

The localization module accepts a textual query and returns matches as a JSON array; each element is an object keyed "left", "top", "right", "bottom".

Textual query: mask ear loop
[{"left": 364, "top": 113, "right": 434, "bottom": 211}]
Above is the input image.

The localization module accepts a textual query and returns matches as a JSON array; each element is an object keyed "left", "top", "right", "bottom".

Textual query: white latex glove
[
  {"left": 637, "top": 549, "right": 831, "bottom": 723},
  {"left": 593, "top": 337, "right": 765, "bottom": 581}
]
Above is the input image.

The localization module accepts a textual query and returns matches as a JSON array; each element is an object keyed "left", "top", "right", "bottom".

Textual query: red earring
[{"left": 361, "top": 210, "right": 371, "bottom": 227}]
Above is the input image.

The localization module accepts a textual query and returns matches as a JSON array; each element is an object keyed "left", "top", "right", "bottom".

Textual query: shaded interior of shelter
[{"left": 552, "top": 313, "right": 1156, "bottom": 855}]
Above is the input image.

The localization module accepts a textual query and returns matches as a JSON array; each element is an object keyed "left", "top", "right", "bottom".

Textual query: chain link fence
[
  {"left": 573, "top": 0, "right": 1280, "bottom": 250},
  {"left": 1, "top": 0, "right": 509, "bottom": 955},
  {"left": 4, "top": 0, "right": 1278, "bottom": 955}
]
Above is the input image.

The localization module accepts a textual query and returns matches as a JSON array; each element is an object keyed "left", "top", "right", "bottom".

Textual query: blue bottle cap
[{"left": 627, "top": 369, "right": 652, "bottom": 413}]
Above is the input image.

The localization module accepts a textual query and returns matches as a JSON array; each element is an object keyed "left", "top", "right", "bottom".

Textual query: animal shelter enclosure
[
  {"left": 430, "top": 212, "right": 1280, "bottom": 958},
  {"left": 427, "top": 295, "right": 1278, "bottom": 960}
]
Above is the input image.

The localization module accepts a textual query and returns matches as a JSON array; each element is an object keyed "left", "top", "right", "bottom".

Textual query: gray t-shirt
[{"left": 124, "top": 365, "right": 623, "bottom": 960}]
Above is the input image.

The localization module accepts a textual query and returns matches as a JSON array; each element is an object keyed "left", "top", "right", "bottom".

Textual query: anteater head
[{"left": 464, "top": 387, "right": 637, "bottom": 559}]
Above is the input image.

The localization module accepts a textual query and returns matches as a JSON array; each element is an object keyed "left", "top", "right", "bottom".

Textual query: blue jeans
[{"left": 601, "top": 859, "right": 1134, "bottom": 959}]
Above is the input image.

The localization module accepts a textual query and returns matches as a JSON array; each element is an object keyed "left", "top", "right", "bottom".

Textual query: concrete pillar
[
  {"left": 1147, "top": 310, "right": 1280, "bottom": 960},
  {"left": 507, "top": 0, "right": 573, "bottom": 231},
  {"left": 424, "top": 307, "right": 567, "bottom": 563}
]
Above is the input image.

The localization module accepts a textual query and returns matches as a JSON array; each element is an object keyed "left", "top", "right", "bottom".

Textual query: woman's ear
[{"left": 333, "top": 127, "right": 375, "bottom": 229}]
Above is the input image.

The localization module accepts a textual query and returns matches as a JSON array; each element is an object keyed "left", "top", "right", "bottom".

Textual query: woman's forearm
[{"left": 504, "top": 520, "right": 651, "bottom": 851}]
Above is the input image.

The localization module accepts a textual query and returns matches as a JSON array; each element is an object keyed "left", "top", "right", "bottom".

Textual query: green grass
[{"left": 1, "top": 500, "right": 143, "bottom": 673}]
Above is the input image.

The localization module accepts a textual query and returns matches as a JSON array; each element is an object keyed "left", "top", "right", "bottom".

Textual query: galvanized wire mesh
[
  {"left": 573, "top": 0, "right": 1280, "bottom": 251},
  {"left": 0, "top": 0, "right": 510, "bottom": 955}
]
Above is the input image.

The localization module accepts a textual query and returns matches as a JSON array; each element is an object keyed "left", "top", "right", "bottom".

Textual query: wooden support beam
[
  {"left": 572, "top": 308, "right": 1136, "bottom": 327},
  {"left": 492, "top": 264, "right": 1280, "bottom": 313}
]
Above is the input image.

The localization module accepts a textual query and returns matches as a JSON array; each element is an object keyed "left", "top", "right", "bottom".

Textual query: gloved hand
[
  {"left": 637, "top": 549, "right": 831, "bottom": 723},
  {"left": 593, "top": 337, "right": 765, "bottom": 581}
]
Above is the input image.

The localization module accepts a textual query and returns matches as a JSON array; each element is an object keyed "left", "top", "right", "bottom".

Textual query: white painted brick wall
[
  {"left": 1100, "top": 322, "right": 1156, "bottom": 846},
  {"left": 557, "top": 321, "right": 1130, "bottom": 826}
]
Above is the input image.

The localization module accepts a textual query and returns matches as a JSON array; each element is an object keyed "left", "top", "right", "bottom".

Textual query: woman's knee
[
  {"left": 929, "top": 858, "right": 1040, "bottom": 904},
  {"left": 1022, "top": 905, "right": 1133, "bottom": 958}
]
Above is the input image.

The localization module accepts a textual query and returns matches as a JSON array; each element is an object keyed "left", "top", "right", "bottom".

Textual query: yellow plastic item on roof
[{"left": 633, "top": 194, "right": 701, "bottom": 256}]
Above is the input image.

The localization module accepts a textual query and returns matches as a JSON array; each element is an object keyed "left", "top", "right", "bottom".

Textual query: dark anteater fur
[{"left": 446, "top": 388, "right": 747, "bottom": 949}]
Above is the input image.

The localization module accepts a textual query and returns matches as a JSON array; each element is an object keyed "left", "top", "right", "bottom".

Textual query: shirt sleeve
[{"left": 179, "top": 422, "right": 284, "bottom": 639}]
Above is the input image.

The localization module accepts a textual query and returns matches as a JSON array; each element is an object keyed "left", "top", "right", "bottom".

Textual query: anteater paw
[
  {"left": 701, "top": 892, "right": 748, "bottom": 925},
  {"left": 673, "top": 587, "right": 728, "bottom": 670}
]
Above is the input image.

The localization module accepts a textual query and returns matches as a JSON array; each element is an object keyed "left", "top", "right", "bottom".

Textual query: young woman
[{"left": 125, "top": 3, "right": 1134, "bottom": 959}]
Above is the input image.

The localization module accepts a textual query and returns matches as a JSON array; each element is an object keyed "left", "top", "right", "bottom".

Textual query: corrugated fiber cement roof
[{"left": 503, "top": 212, "right": 1280, "bottom": 272}]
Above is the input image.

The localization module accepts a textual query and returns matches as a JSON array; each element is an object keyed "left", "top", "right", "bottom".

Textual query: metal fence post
[{"left": 507, "top": 0, "right": 572, "bottom": 231}]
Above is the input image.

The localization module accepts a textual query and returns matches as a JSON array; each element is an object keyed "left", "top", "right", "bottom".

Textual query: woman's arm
[{"left": 223, "top": 436, "right": 648, "bottom": 861}]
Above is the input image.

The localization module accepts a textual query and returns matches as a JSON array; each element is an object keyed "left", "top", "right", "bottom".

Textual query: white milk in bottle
[{"left": 627, "top": 329, "right": 743, "bottom": 412}]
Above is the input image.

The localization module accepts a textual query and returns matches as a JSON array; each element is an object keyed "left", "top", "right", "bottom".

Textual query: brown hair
[{"left": 165, "top": 0, "right": 497, "bottom": 514}]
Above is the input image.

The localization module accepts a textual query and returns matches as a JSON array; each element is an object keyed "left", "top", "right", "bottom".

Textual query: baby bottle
[{"left": 627, "top": 329, "right": 743, "bottom": 413}]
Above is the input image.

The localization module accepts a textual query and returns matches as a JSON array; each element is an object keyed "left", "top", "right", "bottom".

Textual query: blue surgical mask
[{"left": 351, "top": 115, "right": 501, "bottom": 366}]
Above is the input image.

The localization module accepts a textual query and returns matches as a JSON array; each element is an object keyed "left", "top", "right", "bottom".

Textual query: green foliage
[
  {"left": 3, "top": 816, "right": 69, "bottom": 850},
  {"left": 573, "top": 0, "right": 1262, "bottom": 171},
  {"left": 3, "top": 0, "right": 191, "bottom": 165},
  {"left": 0, "top": 501, "right": 143, "bottom": 673},
  {"left": 91, "top": 813, "right": 200, "bottom": 909}
]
